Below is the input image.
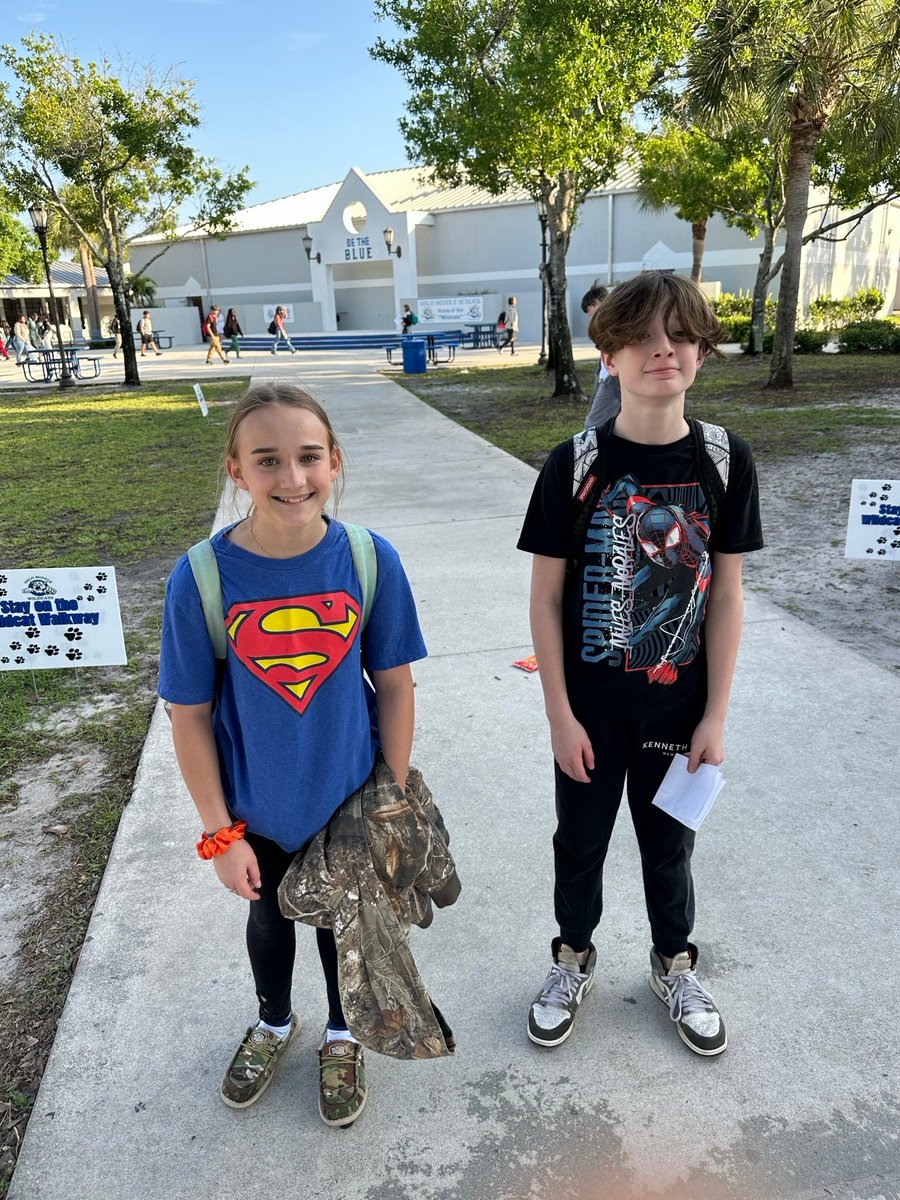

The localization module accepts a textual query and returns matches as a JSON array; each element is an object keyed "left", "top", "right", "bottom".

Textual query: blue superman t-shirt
[{"left": 158, "top": 519, "right": 427, "bottom": 851}]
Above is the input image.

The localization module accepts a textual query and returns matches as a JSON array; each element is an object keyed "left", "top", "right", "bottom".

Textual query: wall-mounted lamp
[
  {"left": 302, "top": 233, "right": 321, "bottom": 264},
  {"left": 383, "top": 226, "right": 402, "bottom": 258}
]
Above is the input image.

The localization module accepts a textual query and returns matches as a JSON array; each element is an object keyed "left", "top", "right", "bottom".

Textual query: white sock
[
  {"left": 325, "top": 1025, "right": 358, "bottom": 1044},
  {"left": 257, "top": 1018, "right": 292, "bottom": 1039}
]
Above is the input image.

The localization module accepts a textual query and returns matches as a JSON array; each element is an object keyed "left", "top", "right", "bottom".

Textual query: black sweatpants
[
  {"left": 553, "top": 700, "right": 704, "bottom": 958},
  {"left": 244, "top": 831, "right": 345, "bottom": 1029}
]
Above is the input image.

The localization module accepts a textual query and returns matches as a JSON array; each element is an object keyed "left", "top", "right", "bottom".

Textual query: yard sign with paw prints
[
  {"left": 844, "top": 480, "right": 900, "bottom": 562},
  {"left": 0, "top": 567, "right": 127, "bottom": 671}
]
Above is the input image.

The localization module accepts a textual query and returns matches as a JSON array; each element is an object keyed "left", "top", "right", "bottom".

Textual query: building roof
[
  {"left": 0, "top": 259, "right": 111, "bottom": 291},
  {"left": 145, "top": 162, "right": 641, "bottom": 242}
]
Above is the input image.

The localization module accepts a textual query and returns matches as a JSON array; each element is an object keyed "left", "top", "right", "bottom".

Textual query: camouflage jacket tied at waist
[{"left": 277, "top": 754, "right": 462, "bottom": 1060}]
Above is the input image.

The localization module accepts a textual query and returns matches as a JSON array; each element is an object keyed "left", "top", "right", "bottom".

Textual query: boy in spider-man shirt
[{"left": 517, "top": 272, "right": 763, "bottom": 1057}]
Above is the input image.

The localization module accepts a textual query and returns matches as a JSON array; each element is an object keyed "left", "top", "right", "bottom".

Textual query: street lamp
[
  {"left": 536, "top": 197, "right": 549, "bottom": 367},
  {"left": 27, "top": 203, "right": 75, "bottom": 389},
  {"left": 302, "top": 233, "right": 321, "bottom": 263}
]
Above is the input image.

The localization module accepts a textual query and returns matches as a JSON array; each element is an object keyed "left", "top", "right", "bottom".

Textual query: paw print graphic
[
  {"left": 63, "top": 629, "right": 83, "bottom": 642},
  {"left": 866, "top": 547, "right": 874, "bottom": 554},
  {"left": 25, "top": 628, "right": 39, "bottom": 639},
  {"left": 97, "top": 586, "right": 107, "bottom": 594},
  {"left": 76, "top": 595, "right": 83, "bottom": 601},
  {"left": 869, "top": 501, "right": 876, "bottom": 507},
  {"left": 27, "top": 645, "right": 39, "bottom": 655},
  {"left": 14, "top": 656, "right": 24, "bottom": 664},
  {"left": 87, "top": 594, "right": 96, "bottom": 603},
  {"left": 44, "top": 645, "right": 59, "bottom": 656},
  {"left": 877, "top": 548, "right": 887, "bottom": 556},
  {"left": 83, "top": 583, "right": 93, "bottom": 592},
  {"left": 877, "top": 537, "right": 887, "bottom": 545},
  {"left": 869, "top": 491, "right": 877, "bottom": 498},
  {"left": 9, "top": 641, "right": 21, "bottom": 650},
  {"left": 883, "top": 483, "right": 892, "bottom": 491},
  {"left": 0, "top": 590, "right": 6, "bottom": 598},
  {"left": 0, "top": 575, "right": 6, "bottom": 583},
  {"left": 96, "top": 572, "right": 107, "bottom": 581},
  {"left": 881, "top": 494, "right": 889, "bottom": 502},
  {"left": 65, "top": 649, "right": 82, "bottom": 661},
  {"left": 0, "top": 657, "right": 8, "bottom": 664}
]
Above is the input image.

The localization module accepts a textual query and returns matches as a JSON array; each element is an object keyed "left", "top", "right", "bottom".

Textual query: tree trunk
[
  {"left": 78, "top": 241, "right": 102, "bottom": 341},
  {"left": 691, "top": 220, "right": 706, "bottom": 283},
  {"left": 544, "top": 170, "right": 582, "bottom": 400},
  {"left": 105, "top": 257, "right": 140, "bottom": 386},
  {"left": 768, "top": 123, "right": 820, "bottom": 388},
  {"left": 747, "top": 224, "right": 776, "bottom": 356}
]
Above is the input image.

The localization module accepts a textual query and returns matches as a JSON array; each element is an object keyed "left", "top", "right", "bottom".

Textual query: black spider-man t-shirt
[{"left": 518, "top": 428, "right": 763, "bottom": 719}]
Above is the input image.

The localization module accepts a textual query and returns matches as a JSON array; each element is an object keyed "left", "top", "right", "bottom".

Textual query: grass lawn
[
  {"left": 394, "top": 352, "right": 900, "bottom": 466},
  {"left": 0, "top": 379, "right": 245, "bottom": 1194}
]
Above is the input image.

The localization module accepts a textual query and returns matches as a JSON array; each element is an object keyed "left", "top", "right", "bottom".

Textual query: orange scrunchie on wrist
[{"left": 196, "top": 819, "right": 247, "bottom": 860}]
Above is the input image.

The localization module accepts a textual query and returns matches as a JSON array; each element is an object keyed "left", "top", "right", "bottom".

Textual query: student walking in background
[
  {"left": 269, "top": 306, "right": 296, "bottom": 355},
  {"left": 498, "top": 295, "right": 519, "bottom": 355},
  {"left": 205, "top": 305, "right": 230, "bottom": 365},
  {"left": 223, "top": 308, "right": 243, "bottom": 359},
  {"left": 581, "top": 285, "right": 622, "bottom": 429},
  {"left": 159, "top": 384, "right": 428, "bottom": 1127},
  {"left": 518, "top": 273, "right": 763, "bottom": 1058}
]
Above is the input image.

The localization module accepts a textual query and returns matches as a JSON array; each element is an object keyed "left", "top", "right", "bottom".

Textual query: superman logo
[{"left": 226, "top": 591, "right": 360, "bottom": 714}]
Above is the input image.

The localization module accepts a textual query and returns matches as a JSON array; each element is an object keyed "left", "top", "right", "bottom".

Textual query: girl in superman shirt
[{"left": 159, "top": 383, "right": 426, "bottom": 1127}]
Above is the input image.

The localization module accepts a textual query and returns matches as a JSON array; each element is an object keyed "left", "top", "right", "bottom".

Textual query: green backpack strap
[
  {"left": 342, "top": 522, "right": 377, "bottom": 629},
  {"left": 187, "top": 538, "right": 227, "bottom": 660}
]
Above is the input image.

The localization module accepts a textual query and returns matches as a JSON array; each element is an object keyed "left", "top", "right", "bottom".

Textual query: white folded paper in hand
[{"left": 651, "top": 754, "right": 725, "bottom": 832}]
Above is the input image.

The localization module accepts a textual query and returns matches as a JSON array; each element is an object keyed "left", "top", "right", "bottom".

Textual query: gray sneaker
[
  {"left": 527, "top": 938, "right": 597, "bottom": 1047},
  {"left": 221, "top": 1012, "right": 301, "bottom": 1107},
  {"left": 649, "top": 944, "right": 727, "bottom": 1056}
]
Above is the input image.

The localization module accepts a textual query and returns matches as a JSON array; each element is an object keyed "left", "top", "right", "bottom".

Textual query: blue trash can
[{"left": 401, "top": 337, "right": 427, "bottom": 374}]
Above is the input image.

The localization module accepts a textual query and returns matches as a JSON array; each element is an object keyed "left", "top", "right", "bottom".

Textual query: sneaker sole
[
  {"left": 526, "top": 974, "right": 594, "bottom": 1048},
  {"left": 649, "top": 976, "right": 727, "bottom": 1057},
  {"left": 220, "top": 1016, "right": 301, "bottom": 1109}
]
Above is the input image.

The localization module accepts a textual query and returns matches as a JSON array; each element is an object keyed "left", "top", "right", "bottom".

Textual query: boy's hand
[
  {"left": 550, "top": 714, "right": 595, "bottom": 783},
  {"left": 687, "top": 716, "right": 725, "bottom": 774},
  {"left": 213, "top": 839, "right": 262, "bottom": 900}
]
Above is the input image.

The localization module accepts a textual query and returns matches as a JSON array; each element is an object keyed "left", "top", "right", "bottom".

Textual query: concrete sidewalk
[{"left": 10, "top": 350, "right": 900, "bottom": 1200}]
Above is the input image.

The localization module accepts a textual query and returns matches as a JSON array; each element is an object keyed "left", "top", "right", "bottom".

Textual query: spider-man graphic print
[{"left": 581, "top": 473, "right": 711, "bottom": 685}]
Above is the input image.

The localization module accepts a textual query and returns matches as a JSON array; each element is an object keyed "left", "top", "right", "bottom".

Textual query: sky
[{"left": 0, "top": 0, "right": 413, "bottom": 209}]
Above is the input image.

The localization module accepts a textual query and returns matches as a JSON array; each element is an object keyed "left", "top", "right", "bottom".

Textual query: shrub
[
  {"left": 711, "top": 292, "right": 777, "bottom": 328},
  {"left": 837, "top": 320, "right": 900, "bottom": 353},
  {"left": 807, "top": 288, "right": 884, "bottom": 332},
  {"left": 744, "top": 328, "right": 829, "bottom": 354},
  {"left": 717, "top": 316, "right": 751, "bottom": 343}
]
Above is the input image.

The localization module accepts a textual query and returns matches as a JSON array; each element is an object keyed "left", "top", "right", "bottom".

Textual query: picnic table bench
[
  {"left": 19, "top": 347, "right": 102, "bottom": 383},
  {"left": 131, "top": 329, "right": 174, "bottom": 350},
  {"left": 382, "top": 331, "right": 463, "bottom": 367}
]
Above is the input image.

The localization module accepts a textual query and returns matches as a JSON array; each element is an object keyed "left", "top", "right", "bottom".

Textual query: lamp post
[
  {"left": 536, "top": 197, "right": 549, "bottom": 367},
  {"left": 27, "top": 203, "right": 75, "bottom": 389},
  {"left": 302, "top": 233, "right": 321, "bottom": 264},
  {"left": 383, "top": 226, "right": 402, "bottom": 258}
]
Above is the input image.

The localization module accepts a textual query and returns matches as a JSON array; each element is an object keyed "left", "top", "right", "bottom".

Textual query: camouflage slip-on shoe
[
  {"left": 220, "top": 1012, "right": 301, "bottom": 1108},
  {"left": 318, "top": 1034, "right": 367, "bottom": 1128}
]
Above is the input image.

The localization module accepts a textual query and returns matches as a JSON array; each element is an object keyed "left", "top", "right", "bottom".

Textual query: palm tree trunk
[
  {"left": 691, "top": 220, "right": 706, "bottom": 283},
  {"left": 768, "top": 123, "right": 820, "bottom": 388},
  {"left": 78, "top": 241, "right": 102, "bottom": 341},
  {"left": 747, "top": 225, "right": 776, "bottom": 356}
]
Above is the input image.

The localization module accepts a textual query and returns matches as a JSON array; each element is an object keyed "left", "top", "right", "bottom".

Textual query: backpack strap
[
  {"left": 342, "top": 522, "right": 377, "bottom": 630},
  {"left": 687, "top": 418, "right": 731, "bottom": 534},
  {"left": 568, "top": 417, "right": 616, "bottom": 573},
  {"left": 187, "top": 538, "right": 227, "bottom": 660}
]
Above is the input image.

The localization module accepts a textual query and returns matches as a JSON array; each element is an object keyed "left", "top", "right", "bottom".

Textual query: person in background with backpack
[
  {"left": 498, "top": 295, "right": 519, "bottom": 355},
  {"left": 223, "top": 307, "right": 243, "bottom": 359},
  {"left": 400, "top": 303, "right": 414, "bottom": 335},
  {"left": 205, "top": 305, "right": 230, "bottom": 365},
  {"left": 269, "top": 305, "right": 296, "bottom": 355},
  {"left": 517, "top": 272, "right": 762, "bottom": 1058},
  {"left": 138, "top": 310, "right": 162, "bottom": 356},
  {"left": 581, "top": 285, "right": 621, "bottom": 428},
  {"left": 110, "top": 313, "right": 123, "bottom": 359},
  {"left": 159, "top": 383, "right": 426, "bottom": 1127}
]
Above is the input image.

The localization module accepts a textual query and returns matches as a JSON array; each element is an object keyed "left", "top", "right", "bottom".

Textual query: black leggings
[
  {"left": 553, "top": 701, "right": 704, "bottom": 958},
  {"left": 244, "top": 831, "right": 345, "bottom": 1028}
]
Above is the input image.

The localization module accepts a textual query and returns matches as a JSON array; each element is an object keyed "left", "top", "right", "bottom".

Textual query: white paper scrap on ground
[
  {"left": 652, "top": 754, "right": 725, "bottom": 832},
  {"left": 193, "top": 383, "right": 209, "bottom": 416},
  {"left": 0, "top": 566, "right": 127, "bottom": 672},
  {"left": 844, "top": 478, "right": 900, "bottom": 561}
]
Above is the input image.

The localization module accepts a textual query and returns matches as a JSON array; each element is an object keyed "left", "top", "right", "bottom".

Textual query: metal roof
[
  {"left": 139, "top": 162, "right": 641, "bottom": 242},
  {"left": 0, "top": 259, "right": 111, "bottom": 291}
]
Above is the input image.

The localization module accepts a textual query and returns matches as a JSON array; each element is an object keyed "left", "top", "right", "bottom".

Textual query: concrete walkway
[{"left": 9, "top": 348, "right": 900, "bottom": 1200}]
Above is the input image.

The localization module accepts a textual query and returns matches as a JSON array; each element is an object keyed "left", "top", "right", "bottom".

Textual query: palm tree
[{"left": 688, "top": 0, "right": 900, "bottom": 388}]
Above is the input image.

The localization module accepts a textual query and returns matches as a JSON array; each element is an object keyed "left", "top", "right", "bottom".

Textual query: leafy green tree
[
  {"left": 372, "top": 0, "right": 702, "bottom": 399},
  {"left": 0, "top": 203, "right": 43, "bottom": 284},
  {"left": 688, "top": 0, "right": 900, "bottom": 388},
  {"left": 636, "top": 121, "right": 771, "bottom": 282},
  {"left": 0, "top": 35, "right": 252, "bottom": 385}
]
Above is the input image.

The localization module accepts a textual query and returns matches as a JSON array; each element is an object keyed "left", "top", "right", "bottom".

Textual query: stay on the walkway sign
[{"left": 0, "top": 566, "right": 127, "bottom": 671}]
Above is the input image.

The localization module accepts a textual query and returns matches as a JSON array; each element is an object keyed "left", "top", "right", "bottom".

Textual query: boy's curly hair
[{"left": 588, "top": 272, "right": 726, "bottom": 360}]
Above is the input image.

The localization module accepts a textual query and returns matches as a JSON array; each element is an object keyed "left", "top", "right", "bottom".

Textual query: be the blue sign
[{"left": 345, "top": 236, "right": 372, "bottom": 261}]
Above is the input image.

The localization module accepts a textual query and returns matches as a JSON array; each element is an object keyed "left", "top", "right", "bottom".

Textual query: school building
[{"left": 124, "top": 165, "right": 900, "bottom": 346}]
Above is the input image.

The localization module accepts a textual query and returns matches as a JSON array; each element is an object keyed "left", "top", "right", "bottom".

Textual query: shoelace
[
  {"left": 538, "top": 963, "right": 584, "bottom": 1010},
  {"left": 662, "top": 968, "right": 716, "bottom": 1023}
]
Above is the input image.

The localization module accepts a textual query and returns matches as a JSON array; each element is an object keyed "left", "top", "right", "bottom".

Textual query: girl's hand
[
  {"left": 550, "top": 714, "right": 595, "bottom": 783},
  {"left": 213, "top": 839, "right": 261, "bottom": 900}
]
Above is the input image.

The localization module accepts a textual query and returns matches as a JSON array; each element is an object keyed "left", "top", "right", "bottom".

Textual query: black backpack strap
[
  {"left": 568, "top": 417, "right": 616, "bottom": 574},
  {"left": 687, "top": 417, "right": 731, "bottom": 534}
]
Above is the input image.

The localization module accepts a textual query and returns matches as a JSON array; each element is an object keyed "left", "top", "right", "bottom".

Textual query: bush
[
  {"left": 744, "top": 328, "right": 829, "bottom": 355},
  {"left": 837, "top": 320, "right": 900, "bottom": 353},
  {"left": 711, "top": 291, "right": 777, "bottom": 329},
  {"left": 807, "top": 288, "right": 884, "bottom": 332},
  {"left": 717, "top": 316, "right": 752, "bottom": 343}
]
